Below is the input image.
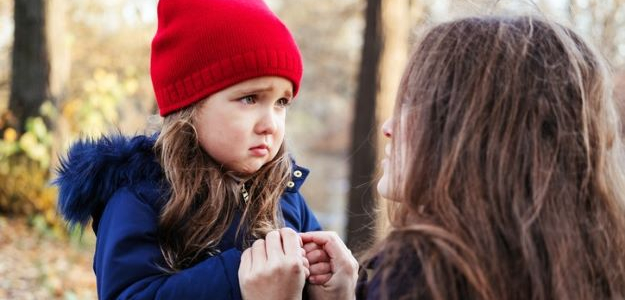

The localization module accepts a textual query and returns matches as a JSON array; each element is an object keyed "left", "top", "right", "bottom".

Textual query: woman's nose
[{"left": 382, "top": 118, "right": 393, "bottom": 138}]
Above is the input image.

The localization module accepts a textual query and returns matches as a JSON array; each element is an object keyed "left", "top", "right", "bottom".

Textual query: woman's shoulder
[
  {"left": 357, "top": 235, "right": 429, "bottom": 300},
  {"left": 54, "top": 134, "right": 165, "bottom": 230}
]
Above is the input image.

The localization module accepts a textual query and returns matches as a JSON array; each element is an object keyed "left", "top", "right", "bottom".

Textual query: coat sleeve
[
  {"left": 94, "top": 187, "right": 242, "bottom": 300},
  {"left": 280, "top": 191, "right": 322, "bottom": 232},
  {"left": 297, "top": 192, "right": 322, "bottom": 232}
]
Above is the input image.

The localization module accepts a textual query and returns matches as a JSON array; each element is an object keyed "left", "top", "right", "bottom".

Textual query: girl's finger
[
  {"left": 251, "top": 239, "right": 267, "bottom": 270},
  {"left": 299, "top": 231, "right": 350, "bottom": 259},
  {"left": 265, "top": 230, "right": 283, "bottom": 261},
  {"left": 239, "top": 248, "right": 252, "bottom": 273},
  {"left": 304, "top": 267, "right": 310, "bottom": 278},
  {"left": 302, "top": 255, "right": 310, "bottom": 269},
  {"left": 305, "top": 248, "right": 330, "bottom": 265},
  {"left": 308, "top": 274, "right": 332, "bottom": 285},
  {"left": 303, "top": 241, "right": 322, "bottom": 253},
  {"left": 279, "top": 227, "right": 301, "bottom": 257},
  {"left": 309, "top": 262, "right": 332, "bottom": 276},
  {"left": 300, "top": 247, "right": 307, "bottom": 258}
]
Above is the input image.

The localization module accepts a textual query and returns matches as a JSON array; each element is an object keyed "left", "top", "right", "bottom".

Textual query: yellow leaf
[
  {"left": 19, "top": 132, "right": 38, "bottom": 151},
  {"left": 124, "top": 79, "right": 139, "bottom": 94},
  {"left": 3, "top": 128, "right": 17, "bottom": 142},
  {"left": 62, "top": 99, "right": 81, "bottom": 119},
  {"left": 30, "top": 117, "right": 48, "bottom": 140},
  {"left": 94, "top": 68, "right": 107, "bottom": 81}
]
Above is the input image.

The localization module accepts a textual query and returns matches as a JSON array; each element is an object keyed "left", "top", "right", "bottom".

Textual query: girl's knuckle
[
  {"left": 290, "top": 263, "right": 302, "bottom": 274},
  {"left": 252, "top": 239, "right": 264, "bottom": 247},
  {"left": 266, "top": 230, "right": 279, "bottom": 239},
  {"left": 280, "top": 227, "right": 297, "bottom": 238}
]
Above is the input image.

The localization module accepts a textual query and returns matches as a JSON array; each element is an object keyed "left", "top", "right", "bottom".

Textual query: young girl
[
  {"left": 303, "top": 14, "right": 625, "bottom": 300},
  {"left": 55, "top": 0, "right": 321, "bottom": 299}
]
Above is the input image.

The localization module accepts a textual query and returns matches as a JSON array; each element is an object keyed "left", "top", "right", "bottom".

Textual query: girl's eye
[
  {"left": 239, "top": 95, "right": 256, "bottom": 105},
  {"left": 276, "top": 97, "right": 291, "bottom": 107}
]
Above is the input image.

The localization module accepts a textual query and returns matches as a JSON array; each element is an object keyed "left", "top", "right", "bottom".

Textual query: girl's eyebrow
[
  {"left": 235, "top": 86, "right": 271, "bottom": 95},
  {"left": 232, "top": 86, "right": 293, "bottom": 98},
  {"left": 283, "top": 89, "right": 293, "bottom": 98}
]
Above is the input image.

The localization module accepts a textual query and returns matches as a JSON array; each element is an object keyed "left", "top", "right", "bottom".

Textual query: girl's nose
[
  {"left": 255, "top": 109, "right": 277, "bottom": 135},
  {"left": 382, "top": 118, "right": 393, "bottom": 138}
]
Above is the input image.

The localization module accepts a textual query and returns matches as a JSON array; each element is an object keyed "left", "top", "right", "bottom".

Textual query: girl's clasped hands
[{"left": 239, "top": 229, "right": 358, "bottom": 300}]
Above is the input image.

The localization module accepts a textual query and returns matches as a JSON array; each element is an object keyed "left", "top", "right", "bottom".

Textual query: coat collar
[
  {"left": 54, "top": 134, "right": 308, "bottom": 228},
  {"left": 54, "top": 134, "right": 163, "bottom": 228}
]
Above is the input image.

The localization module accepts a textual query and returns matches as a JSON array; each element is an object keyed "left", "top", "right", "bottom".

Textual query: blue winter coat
[{"left": 54, "top": 135, "right": 321, "bottom": 300}]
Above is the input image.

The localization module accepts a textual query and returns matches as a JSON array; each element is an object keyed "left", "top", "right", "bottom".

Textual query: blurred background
[{"left": 1, "top": 0, "right": 625, "bottom": 299}]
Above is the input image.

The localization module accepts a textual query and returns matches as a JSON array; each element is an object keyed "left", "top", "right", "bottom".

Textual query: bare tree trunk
[
  {"left": 47, "top": 0, "right": 68, "bottom": 106},
  {"left": 47, "top": 0, "right": 69, "bottom": 167},
  {"left": 346, "top": 0, "right": 382, "bottom": 253},
  {"left": 9, "top": 0, "right": 49, "bottom": 133}
]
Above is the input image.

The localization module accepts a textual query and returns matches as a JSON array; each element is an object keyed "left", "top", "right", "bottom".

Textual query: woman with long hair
[{"left": 303, "top": 14, "right": 625, "bottom": 300}]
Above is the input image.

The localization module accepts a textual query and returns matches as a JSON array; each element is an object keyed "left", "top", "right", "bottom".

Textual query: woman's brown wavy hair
[
  {"left": 154, "top": 103, "right": 291, "bottom": 271},
  {"left": 370, "top": 15, "right": 625, "bottom": 300}
]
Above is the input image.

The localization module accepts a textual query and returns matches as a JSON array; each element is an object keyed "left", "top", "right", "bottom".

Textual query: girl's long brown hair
[
  {"left": 371, "top": 15, "right": 625, "bottom": 300},
  {"left": 154, "top": 104, "right": 291, "bottom": 271}
]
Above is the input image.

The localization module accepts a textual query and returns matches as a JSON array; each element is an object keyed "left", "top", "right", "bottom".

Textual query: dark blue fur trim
[{"left": 53, "top": 134, "right": 162, "bottom": 227}]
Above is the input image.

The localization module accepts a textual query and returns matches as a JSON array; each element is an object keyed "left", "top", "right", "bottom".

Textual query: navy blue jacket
[{"left": 54, "top": 135, "right": 321, "bottom": 300}]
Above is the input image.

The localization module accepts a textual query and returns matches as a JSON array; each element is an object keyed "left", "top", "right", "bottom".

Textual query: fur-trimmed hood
[{"left": 54, "top": 135, "right": 163, "bottom": 228}]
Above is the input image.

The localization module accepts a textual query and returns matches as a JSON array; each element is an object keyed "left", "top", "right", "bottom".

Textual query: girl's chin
[{"left": 226, "top": 163, "right": 263, "bottom": 177}]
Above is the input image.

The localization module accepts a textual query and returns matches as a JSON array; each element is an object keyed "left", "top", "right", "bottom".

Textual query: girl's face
[
  {"left": 378, "top": 117, "right": 394, "bottom": 199},
  {"left": 194, "top": 76, "right": 292, "bottom": 175}
]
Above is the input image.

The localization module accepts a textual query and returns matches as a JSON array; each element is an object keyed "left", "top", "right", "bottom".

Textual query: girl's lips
[{"left": 249, "top": 145, "right": 269, "bottom": 156}]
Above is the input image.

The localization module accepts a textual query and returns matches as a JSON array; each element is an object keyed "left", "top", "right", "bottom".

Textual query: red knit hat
[{"left": 150, "top": 0, "right": 303, "bottom": 116}]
